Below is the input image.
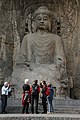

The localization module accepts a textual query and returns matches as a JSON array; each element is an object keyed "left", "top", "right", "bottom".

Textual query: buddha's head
[{"left": 33, "top": 6, "right": 52, "bottom": 32}]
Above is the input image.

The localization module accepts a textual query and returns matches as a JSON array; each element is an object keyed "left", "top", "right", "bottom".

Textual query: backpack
[
  {"left": 48, "top": 87, "right": 54, "bottom": 99},
  {"left": 32, "top": 84, "right": 39, "bottom": 96}
]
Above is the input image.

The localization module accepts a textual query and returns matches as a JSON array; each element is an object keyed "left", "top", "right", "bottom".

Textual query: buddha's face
[{"left": 35, "top": 13, "right": 51, "bottom": 31}]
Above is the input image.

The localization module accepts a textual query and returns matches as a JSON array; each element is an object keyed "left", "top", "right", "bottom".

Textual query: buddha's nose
[{"left": 40, "top": 19, "right": 44, "bottom": 23}]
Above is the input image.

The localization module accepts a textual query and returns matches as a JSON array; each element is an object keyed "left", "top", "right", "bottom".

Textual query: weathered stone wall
[
  {"left": 0, "top": 1, "right": 14, "bottom": 79},
  {"left": 0, "top": 0, "right": 80, "bottom": 98}
]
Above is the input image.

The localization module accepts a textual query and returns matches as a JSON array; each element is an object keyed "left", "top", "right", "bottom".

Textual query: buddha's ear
[
  {"left": 48, "top": 13, "right": 53, "bottom": 33},
  {"left": 26, "top": 13, "right": 36, "bottom": 34},
  {"left": 48, "top": 20, "right": 52, "bottom": 32},
  {"left": 32, "top": 19, "right": 36, "bottom": 33}
]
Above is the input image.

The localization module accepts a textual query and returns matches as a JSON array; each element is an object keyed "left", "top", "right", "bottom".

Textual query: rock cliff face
[{"left": 0, "top": 0, "right": 80, "bottom": 99}]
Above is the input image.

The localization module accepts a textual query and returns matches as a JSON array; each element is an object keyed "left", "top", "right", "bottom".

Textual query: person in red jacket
[{"left": 30, "top": 80, "right": 40, "bottom": 114}]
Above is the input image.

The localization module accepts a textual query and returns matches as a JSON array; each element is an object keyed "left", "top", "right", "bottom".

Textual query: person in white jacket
[{"left": 1, "top": 82, "right": 11, "bottom": 114}]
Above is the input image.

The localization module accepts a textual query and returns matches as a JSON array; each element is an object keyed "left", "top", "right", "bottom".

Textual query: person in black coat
[
  {"left": 30, "top": 80, "right": 40, "bottom": 114},
  {"left": 41, "top": 82, "right": 49, "bottom": 114}
]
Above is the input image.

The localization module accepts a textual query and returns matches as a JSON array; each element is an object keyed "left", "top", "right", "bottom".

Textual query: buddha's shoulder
[
  {"left": 23, "top": 33, "right": 60, "bottom": 39},
  {"left": 23, "top": 34, "right": 29, "bottom": 38},
  {"left": 51, "top": 33, "right": 60, "bottom": 39},
  {"left": 23, "top": 33, "right": 36, "bottom": 38}
]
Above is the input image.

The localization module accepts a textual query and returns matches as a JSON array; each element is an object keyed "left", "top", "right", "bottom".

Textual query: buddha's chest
[{"left": 30, "top": 35, "right": 55, "bottom": 63}]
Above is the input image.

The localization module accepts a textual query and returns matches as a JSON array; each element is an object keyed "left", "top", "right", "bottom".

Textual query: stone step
[
  {"left": 6, "top": 106, "right": 80, "bottom": 114},
  {"left": 5, "top": 98, "right": 80, "bottom": 109},
  {"left": 6, "top": 98, "right": 80, "bottom": 108},
  {"left": 1, "top": 98, "right": 80, "bottom": 114}
]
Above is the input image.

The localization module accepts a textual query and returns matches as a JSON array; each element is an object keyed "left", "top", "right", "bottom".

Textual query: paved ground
[{"left": 0, "top": 114, "right": 80, "bottom": 118}]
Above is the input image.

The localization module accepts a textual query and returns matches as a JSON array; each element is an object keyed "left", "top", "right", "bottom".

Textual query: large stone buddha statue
[
  {"left": 21, "top": 6, "right": 65, "bottom": 66},
  {"left": 12, "top": 6, "right": 67, "bottom": 97}
]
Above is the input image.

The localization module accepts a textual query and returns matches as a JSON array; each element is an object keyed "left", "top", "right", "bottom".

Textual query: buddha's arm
[
  {"left": 54, "top": 36, "right": 66, "bottom": 68},
  {"left": 21, "top": 35, "right": 32, "bottom": 63},
  {"left": 21, "top": 35, "right": 27, "bottom": 61}
]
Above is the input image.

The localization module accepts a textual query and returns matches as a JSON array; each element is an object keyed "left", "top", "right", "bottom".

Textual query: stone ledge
[
  {"left": 1, "top": 98, "right": 80, "bottom": 114},
  {"left": 0, "top": 114, "right": 80, "bottom": 120},
  {"left": 6, "top": 106, "right": 80, "bottom": 114},
  {"left": 6, "top": 98, "right": 80, "bottom": 108}
]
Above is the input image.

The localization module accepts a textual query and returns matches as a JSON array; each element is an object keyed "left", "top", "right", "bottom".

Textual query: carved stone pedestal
[{"left": 11, "top": 63, "right": 62, "bottom": 98}]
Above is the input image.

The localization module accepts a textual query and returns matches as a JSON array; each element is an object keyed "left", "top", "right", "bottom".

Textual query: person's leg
[
  {"left": 48, "top": 99, "right": 51, "bottom": 113},
  {"left": 35, "top": 96, "right": 39, "bottom": 113},
  {"left": 5, "top": 96, "right": 7, "bottom": 112},
  {"left": 42, "top": 98, "right": 44, "bottom": 112},
  {"left": 1, "top": 95, "right": 7, "bottom": 113},
  {"left": 22, "top": 104, "right": 26, "bottom": 114},
  {"left": 1, "top": 96, "right": 5, "bottom": 113},
  {"left": 42, "top": 98, "right": 44, "bottom": 113},
  {"left": 50, "top": 99, "right": 52, "bottom": 112},
  {"left": 26, "top": 103, "right": 29, "bottom": 113},
  {"left": 44, "top": 99, "right": 47, "bottom": 113},
  {"left": 50, "top": 99, "right": 54, "bottom": 112},
  {"left": 42, "top": 98, "right": 47, "bottom": 113},
  {"left": 31, "top": 96, "right": 34, "bottom": 113}
]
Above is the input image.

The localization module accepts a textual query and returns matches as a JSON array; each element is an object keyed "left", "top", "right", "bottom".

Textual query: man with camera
[{"left": 1, "top": 82, "right": 11, "bottom": 114}]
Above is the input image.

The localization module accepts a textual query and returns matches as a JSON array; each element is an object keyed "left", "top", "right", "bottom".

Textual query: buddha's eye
[
  {"left": 43, "top": 17, "right": 48, "bottom": 20},
  {"left": 36, "top": 17, "right": 41, "bottom": 21}
]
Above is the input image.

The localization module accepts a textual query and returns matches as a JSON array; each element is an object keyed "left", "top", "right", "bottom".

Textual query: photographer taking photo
[{"left": 1, "top": 82, "right": 11, "bottom": 114}]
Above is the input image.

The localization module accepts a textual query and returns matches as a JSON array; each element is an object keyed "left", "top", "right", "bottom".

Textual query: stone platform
[
  {"left": 6, "top": 97, "right": 80, "bottom": 107},
  {"left": 1, "top": 98, "right": 80, "bottom": 114},
  {"left": 6, "top": 98, "right": 80, "bottom": 114},
  {"left": 0, "top": 114, "right": 80, "bottom": 120},
  {"left": 6, "top": 106, "right": 80, "bottom": 114}
]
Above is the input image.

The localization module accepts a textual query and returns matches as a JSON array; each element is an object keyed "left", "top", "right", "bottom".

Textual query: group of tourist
[
  {"left": 0, "top": 80, "right": 54, "bottom": 114},
  {"left": 22, "top": 79, "right": 54, "bottom": 114}
]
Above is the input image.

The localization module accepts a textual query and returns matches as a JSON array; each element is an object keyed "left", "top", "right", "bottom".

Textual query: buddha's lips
[{"left": 39, "top": 23, "right": 45, "bottom": 26}]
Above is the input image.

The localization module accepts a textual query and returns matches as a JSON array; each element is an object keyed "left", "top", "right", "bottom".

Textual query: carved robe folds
[{"left": 21, "top": 33, "right": 65, "bottom": 65}]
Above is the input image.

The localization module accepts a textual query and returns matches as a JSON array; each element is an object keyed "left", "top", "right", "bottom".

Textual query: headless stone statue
[{"left": 12, "top": 6, "right": 67, "bottom": 98}]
